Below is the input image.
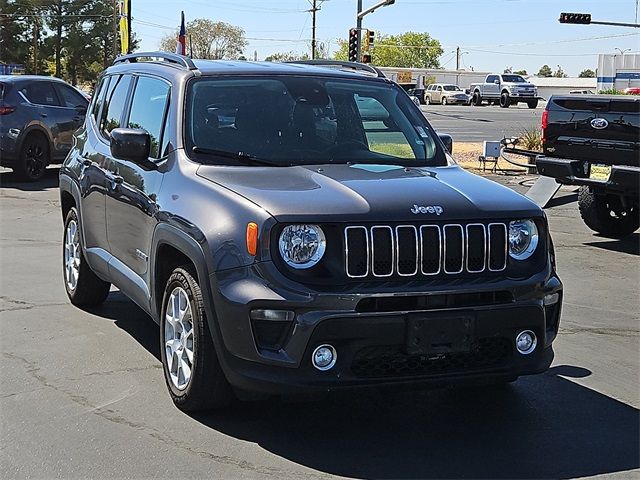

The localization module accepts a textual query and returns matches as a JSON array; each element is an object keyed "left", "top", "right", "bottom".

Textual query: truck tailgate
[{"left": 543, "top": 96, "right": 640, "bottom": 167}]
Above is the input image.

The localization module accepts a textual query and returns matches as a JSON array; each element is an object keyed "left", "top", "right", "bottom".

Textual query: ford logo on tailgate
[{"left": 590, "top": 118, "right": 609, "bottom": 129}]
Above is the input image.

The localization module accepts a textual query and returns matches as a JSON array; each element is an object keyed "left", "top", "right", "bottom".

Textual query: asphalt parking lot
[
  {"left": 1, "top": 167, "right": 638, "bottom": 479},
  {"left": 421, "top": 104, "right": 543, "bottom": 143}
]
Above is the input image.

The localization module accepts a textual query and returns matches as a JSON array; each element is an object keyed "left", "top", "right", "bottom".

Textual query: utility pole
[
  {"left": 308, "top": 1, "right": 324, "bottom": 60},
  {"left": 456, "top": 46, "right": 460, "bottom": 70},
  {"left": 112, "top": 0, "right": 118, "bottom": 61},
  {"left": 356, "top": 0, "right": 363, "bottom": 62}
]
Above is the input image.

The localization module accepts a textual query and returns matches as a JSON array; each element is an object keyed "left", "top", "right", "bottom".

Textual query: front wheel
[
  {"left": 527, "top": 99, "right": 539, "bottom": 109},
  {"left": 578, "top": 187, "right": 639, "bottom": 238},
  {"left": 160, "top": 266, "right": 233, "bottom": 411},
  {"left": 424, "top": 96, "right": 430, "bottom": 105},
  {"left": 499, "top": 92, "right": 511, "bottom": 108},
  {"left": 441, "top": 97, "right": 448, "bottom": 105},
  {"left": 63, "top": 207, "right": 111, "bottom": 307},
  {"left": 472, "top": 92, "right": 482, "bottom": 106}
]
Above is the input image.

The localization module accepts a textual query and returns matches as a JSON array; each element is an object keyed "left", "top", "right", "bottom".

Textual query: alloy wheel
[
  {"left": 64, "top": 219, "right": 81, "bottom": 291},
  {"left": 164, "top": 287, "right": 195, "bottom": 390},
  {"left": 24, "top": 141, "right": 46, "bottom": 179}
]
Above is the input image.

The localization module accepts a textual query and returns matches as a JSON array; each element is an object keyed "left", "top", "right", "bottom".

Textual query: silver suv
[{"left": 425, "top": 84, "right": 470, "bottom": 105}]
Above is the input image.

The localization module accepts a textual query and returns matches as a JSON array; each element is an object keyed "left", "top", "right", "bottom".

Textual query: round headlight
[
  {"left": 278, "top": 224, "right": 326, "bottom": 269},
  {"left": 509, "top": 219, "right": 539, "bottom": 260}
]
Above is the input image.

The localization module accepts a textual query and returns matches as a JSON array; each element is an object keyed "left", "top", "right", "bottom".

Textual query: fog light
[
  {"left": 544, "top": 292, "right": 560, "bottom": 306},
  {"left": 249, "top": 309, "right": 294, "bottom": 322},
  {"left": 312, "top": 344, "right": 337, "bottom": 371},
  {"left": 515, "top": 330, "right": 537, "bottom": 355}
]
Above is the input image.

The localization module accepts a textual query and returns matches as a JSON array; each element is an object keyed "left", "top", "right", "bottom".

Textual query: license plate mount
[
  {"left": 405, "top": 312, "right": 475, "bottom": 356},
  {"left": 589, "top": 163, "right": 612, "bottom": 182}
]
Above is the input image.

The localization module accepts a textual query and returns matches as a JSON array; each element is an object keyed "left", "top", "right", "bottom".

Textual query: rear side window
[
  {"left": 100, "top": 75, "right": 132, "bottom": 137},
  {"left": 20, "top": 81, "right": 60, "bottom": 106},
  {"left": 126, "top": 76, "right": 170, "bottom": 159},
  {"left": 91, "top": 76, "right": 110, "bottom": 121},
  {"left": 55, "top": 84, "right": 87, "bottom": 108}
]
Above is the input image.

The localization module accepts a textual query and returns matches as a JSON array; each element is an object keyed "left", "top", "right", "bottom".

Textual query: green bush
[
  {"left": 518, "top": 126, "right": 542, "bottom": 152},
  {"left": 598, "top": 88, "right": 624, "bottom": 95}
]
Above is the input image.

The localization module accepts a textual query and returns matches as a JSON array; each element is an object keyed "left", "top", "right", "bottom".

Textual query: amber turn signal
[{"left": 246, "top": 222, "right": 258, "bottom": 256}]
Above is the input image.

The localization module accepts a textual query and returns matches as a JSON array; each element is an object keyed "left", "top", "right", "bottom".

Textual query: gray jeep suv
[{"left": 60, "top": 53, "right": 562, "bottom": 411}]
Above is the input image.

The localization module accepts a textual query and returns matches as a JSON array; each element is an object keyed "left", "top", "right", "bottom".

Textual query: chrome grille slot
[
  {"left": 466, "top": 224, "right": 486, "bottom": 273},
  {"left": 443, "top": 224, "right": 464, "bottom": 274},
  {"left": 396, "top": 225, "right": 418, "bottom": 276},
  {"left": 420, "top": 225, "right": 441, "bottom": 275},
  {"left": 345, "top": 226, "right": 369, "bottom": 278},
  {"left": 371, "top": 226, "right": 394, "bottom": 277},
  {"left": 488, "top": 223, "right": 508, "bottom": 271},
  {"left": 344, "top": 222, "right": 507, "bottom": 279}
]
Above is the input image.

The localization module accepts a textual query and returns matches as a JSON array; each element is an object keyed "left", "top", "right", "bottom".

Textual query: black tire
[
  {"left": 160, "top": 266, "right": 233, "bottom": 411},
  {"left": 499, "top": 92, "right": 511, "bottom": 108},
  {"left": 578, "top": 187, "right": 639, "bottom": 238},
  {"left": 441, "top": 97, "right": 448, "bottom": 105},
  {"left": 472, "top": 92, "right": 482, "bottom": 106},
  {"left": 527, "top": 99, "right": 539, "bottom": 109},
  {"left": 424, "top": 95, "right": 430, "bottom": 105},
  {"left": 63, "top": 207, "right": 111, "bottom": 307},
  {"left": 15, "top": 133, "right": 49, "bottom": 181}
]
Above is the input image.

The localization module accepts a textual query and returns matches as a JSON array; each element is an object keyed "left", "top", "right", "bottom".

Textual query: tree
[
  {"left": 264, "top": 51, "right": 309, "bottom": 62},
  {"left": 537, "top": 65, "right": 552, "bottom": 77},
  {"left": 514, "top": 69, "right": 527, "bottom": 75},
  {"left": 159, "top": 19, "right": 247, "bottom": 60},
  {"left": 579, "top": 68, "right": 596, "bottom": 78},
  {"left": 335, "top": 31, "right": 442, "bottom": 68},
  {"left": 553, "top": 64, "right": 567, "bottom": 78}
]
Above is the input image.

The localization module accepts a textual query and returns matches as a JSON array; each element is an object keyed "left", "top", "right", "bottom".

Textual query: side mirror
[
  {"left": 110, "top": 128, "right": 151, "bottom": 164},
  {"left": 494, "top": 79, "right": 500, "bottom": 84},
  {"left": 438, "top": 133, "right": 453, "bottom": 154}
]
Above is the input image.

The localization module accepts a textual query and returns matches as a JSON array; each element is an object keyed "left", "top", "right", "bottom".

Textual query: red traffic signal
[
  {"left": 559, "top": 12, "right": 591, "bottom": 24},
  {"left": 362, "top": 53, "right": 372, "bottom": 64},
  {"left": 348, "top": 28, "right": 358, "bottom": 62}
]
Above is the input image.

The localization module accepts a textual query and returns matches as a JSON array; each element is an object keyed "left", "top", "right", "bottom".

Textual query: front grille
[
  {"left": 344, "top": 223, "right": 507, "bottom": 279},
  {"left": 351, "top": 337, "right": 512, "bottom": 378}
]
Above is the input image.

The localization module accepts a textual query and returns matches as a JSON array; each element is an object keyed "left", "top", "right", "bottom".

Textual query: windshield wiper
[{"left": 191, "top": 146, "right": 284, "bottom": 167}]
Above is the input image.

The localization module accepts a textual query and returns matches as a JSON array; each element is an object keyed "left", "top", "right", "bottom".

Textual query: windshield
[
  {"left": 185, "top": 75, "right": 444, "bottom": 167},
  {"left": 443, "top": 85, "right": 461, "bottom": 91},
  {"left": 501, "top": 75, "right": 526, "bottom": 83}
]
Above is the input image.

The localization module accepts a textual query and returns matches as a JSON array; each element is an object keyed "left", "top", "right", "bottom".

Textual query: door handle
[
  {"left": 40, "top": 112, "right": 48, "bottom": 118},
  {"left": 82, "top": 158, "right": 92, "bottom": 167}
]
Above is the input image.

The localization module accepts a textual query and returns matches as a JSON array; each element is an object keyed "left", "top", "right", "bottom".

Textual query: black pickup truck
[{"left": 536, "top": 95, "right": 639, "bottom": 238}]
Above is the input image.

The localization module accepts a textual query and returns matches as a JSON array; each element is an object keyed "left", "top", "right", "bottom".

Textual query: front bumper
[
  {"left": 444, "top": 96, "right": 470, "bottom": 104},
  {"left": 536, "top": 155, "right": 640, "bottom": 195},
  {"left": 207, "top": 263, "right": 563, "bottom": 394},
  {"left": 508, "top": 91, "right": 538, "bottom": 98}
]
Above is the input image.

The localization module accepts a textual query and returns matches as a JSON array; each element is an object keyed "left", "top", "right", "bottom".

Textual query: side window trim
[{"left": 99, "top": 74, "right": 134, "bottom": 143}]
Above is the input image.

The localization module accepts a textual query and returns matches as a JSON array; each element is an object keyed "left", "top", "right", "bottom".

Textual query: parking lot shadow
[
  {"left": 0, "top": 167, "right": 59, "bottom": 191},
  {"left": 585, "top": 233, "right": 640, "bottom": 256},
  {"left": 192, "top": 368, "right": 638, "bottom": 479},
  {"left": 101, "top": 292, "right": 639, "bottom": 479}
]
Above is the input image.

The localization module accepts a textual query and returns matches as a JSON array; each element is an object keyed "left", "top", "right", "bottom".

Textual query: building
[
  {"left": 527, "top": 76, "right": 597, "bottom": 99},
  {"left": 597, "top": 53, "right": 640, "bottom": 91}
]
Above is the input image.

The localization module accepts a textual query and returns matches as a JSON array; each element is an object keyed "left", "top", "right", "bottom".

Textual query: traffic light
[
  {"left": 362, "top": 53, "right": 372, "bottom": 64},
  {"left": 367, "top": 30, "right": 375, "bottom": 49},
  {"left": 559, "top": 12, "right": 591, "bottom": 24},
  {"left": 348, "top": 28, "right": 358, "bottom": 62}
]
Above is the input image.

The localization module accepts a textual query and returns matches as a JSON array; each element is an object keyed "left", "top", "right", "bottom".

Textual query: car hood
[
  {"left": 443, "top": 90, "right": 467, "bottom": 96},
  {"left": 196, "top": 163, "right": 541, "bottom": 222}
]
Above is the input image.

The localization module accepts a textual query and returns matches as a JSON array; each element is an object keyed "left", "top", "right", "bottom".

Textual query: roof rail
[
  {"left": 285, "top": 60, "right": 386, "bottom": 78},
  {"left": 113, "top": 51, "right": 198, "bottom": 71}
]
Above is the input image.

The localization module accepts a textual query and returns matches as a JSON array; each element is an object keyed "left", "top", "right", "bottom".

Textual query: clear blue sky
[{"left": 131, "top": 0, "right": 640, "bottom": 76}]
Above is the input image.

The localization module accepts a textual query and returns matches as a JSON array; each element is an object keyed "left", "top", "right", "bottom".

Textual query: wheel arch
[{"left": 17, "top": 124, "right": 54, "bottom": 160}]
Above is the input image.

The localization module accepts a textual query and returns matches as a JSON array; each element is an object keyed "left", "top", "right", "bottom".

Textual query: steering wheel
[{"left": 323, "top": 140, "right": 369, "bottom": 157}]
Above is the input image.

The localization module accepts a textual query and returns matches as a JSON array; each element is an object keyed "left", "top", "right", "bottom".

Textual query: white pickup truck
[{"left": 469, "top": 74, "right": 539, "bottom": 109}]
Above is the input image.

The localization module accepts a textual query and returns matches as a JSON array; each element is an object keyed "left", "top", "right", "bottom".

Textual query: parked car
[
  {"left": 536, "top": 95, "right": 639, "bottom": 237},
  {"left": 406, "top": 87, "right": 426, "bottom": 104},
  {"left": 569, "top": 90, "right": 595, "bottom": 95},
  {"left": 470, "top": 74, "right": 539, "bottom": 108},
  {"left": 624, "top": 87, "right": 640, "bottom": 95},
  {"left": 0, "top": 75, "right": 89, "bottom": 180},
  {"left": 60, "top": 53, "right": 562, "bottom": 411},
  {"left": 425, "top": 84, "right": 470, "bottom": 105}
]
